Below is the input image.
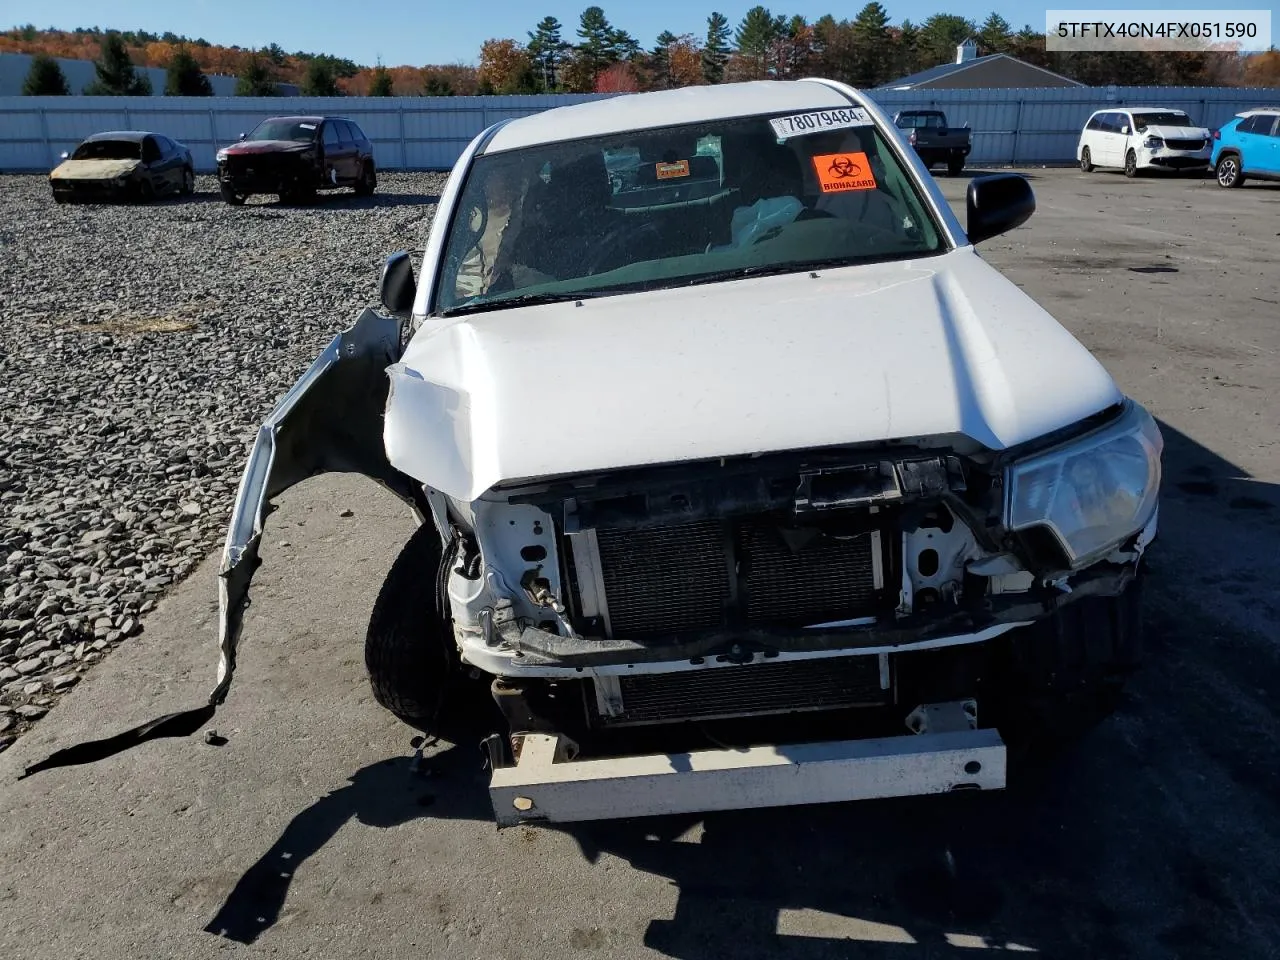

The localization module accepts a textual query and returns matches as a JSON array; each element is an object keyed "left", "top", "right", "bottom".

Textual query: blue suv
[{"left": 1212, "top": 108, "right": 1280, "bottom": 188}]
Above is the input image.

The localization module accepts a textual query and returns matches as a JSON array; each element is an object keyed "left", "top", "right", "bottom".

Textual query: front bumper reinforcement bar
[{"left": 490, "top": 725, "right": 1006, "bottom": 827}]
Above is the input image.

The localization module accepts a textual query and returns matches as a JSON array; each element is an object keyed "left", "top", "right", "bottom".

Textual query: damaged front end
[
  {"left": 434, "top": 424, "right": 1155, "bottom": 681},
  {"left": 430, "top": 425, "right": 1157, "bottom": 824}
]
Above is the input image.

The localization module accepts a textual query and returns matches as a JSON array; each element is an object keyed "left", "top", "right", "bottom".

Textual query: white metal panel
[{"left": 2, "top": 86, "right": 1279, "bottom": 173}]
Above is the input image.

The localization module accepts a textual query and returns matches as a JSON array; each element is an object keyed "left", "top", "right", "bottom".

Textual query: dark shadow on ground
[
  {"left": 203, "top": 745, "right": 491, "bottom": 945},
  {"left": 208, "top": 418, "right": 1280, "bottom": 957}
]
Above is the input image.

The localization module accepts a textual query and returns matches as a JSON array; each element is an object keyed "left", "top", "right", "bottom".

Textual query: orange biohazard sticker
[
  {"left": 812, "top": 152, "right": 877, "bottom": 193},
  {"left": 655, "top": 159, "right": 690, "bottom": 180}
]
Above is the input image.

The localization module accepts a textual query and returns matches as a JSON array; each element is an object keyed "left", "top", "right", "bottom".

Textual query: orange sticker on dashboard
[
  {"left": 812, "top": 152, "right": 876, "bottom": 192},
  {"left": 655, "top": 160, "right": 690, "bottom": 180}
]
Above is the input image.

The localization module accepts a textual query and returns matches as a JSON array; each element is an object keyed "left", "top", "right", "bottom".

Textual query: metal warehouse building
[{"left": 880, "top": 40, "right": 1083, "bottom": 91}]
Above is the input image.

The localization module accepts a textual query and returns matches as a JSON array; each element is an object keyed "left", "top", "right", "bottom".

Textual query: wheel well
[{"left": 1217, "top": 148, "right": 1241, "bottom": 159}]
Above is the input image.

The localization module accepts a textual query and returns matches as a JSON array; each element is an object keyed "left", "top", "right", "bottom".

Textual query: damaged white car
[{"left": 217, "top": 80, "right": 1162, "bottom": 826}]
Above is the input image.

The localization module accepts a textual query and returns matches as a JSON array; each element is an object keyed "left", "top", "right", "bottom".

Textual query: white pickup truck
[{"left": 213, "top": 80, "right": 1161, "bottom": 826}]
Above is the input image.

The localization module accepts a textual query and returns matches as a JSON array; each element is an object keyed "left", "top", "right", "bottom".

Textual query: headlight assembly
[
  {"left": 1143, "top": 136, "right": 1164, "bottom": 149},
  {"left": 1005, "top": 402, "right": 1162, "bottom": 569}
]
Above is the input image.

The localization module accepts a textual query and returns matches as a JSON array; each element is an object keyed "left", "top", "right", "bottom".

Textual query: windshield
[
  {"left": 246, "top": 119, "right": 318, "bottom": 143},
  {"left": 436, "top": 111, "right": 945, "bottom": 315},
  {"left": 72, "top": 140, "right": 141, "bottom": 161},
  {"left": 896, "top": 113, "right": 945, "bottom": 129},
  {"left": 1132, "top": 112, "right": 1192, "bottom": 131}
]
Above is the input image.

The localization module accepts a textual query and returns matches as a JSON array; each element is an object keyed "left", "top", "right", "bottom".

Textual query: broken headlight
[{"left": 1005, "top": 402, "right": 1162, "bottom": 569}]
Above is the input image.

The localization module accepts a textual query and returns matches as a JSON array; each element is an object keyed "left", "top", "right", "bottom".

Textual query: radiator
[
  {"left": 591, "top": 516, "right": 884, "bottom": 639},
  {"left": 592, "top": 657, "right": 888, "bottom": 726}
]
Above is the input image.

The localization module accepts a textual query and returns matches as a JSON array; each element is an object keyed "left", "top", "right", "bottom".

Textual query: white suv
[{"left": 1078, "top": 107, "right": 1212, "bottom": 177}]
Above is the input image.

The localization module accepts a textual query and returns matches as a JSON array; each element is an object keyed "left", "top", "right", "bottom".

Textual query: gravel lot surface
[
  {"left": 0, "top": 173, "right": 445, "bottom": 746},
  {"left": 1, "top": 167, "right": 1280, "bottom": 960}
]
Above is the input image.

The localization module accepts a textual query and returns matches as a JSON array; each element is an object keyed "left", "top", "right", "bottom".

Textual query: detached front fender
[{"left": 213, "top": 308, "right": 421, "bottom": 704}]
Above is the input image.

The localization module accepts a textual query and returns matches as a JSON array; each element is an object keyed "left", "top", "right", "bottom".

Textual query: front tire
[
  {"left": 365, "top": 524, "right": 458, "bottom": 731},
  {"left": 1216, "top": 154, "right": 1244, "bottom": 188},
  {"left": 1080, "top": 146, "right": 1094, "bottom": 172},
  {"left": 181, "top": 166, "right": 195, "bottom": 195},
  {"left": 354, "top": 161, "right": 377, "bottom": 196},
  {"left": 1124, "top": 149, "right": 1139, "bottom": 178},
  {"left": 946, "top": 155, "right": 964, "bottom": 176}
]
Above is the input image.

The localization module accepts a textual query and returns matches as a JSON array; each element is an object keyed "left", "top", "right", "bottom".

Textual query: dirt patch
[{"left": 56, "top": 300, "right": 216, "bottom": 335}]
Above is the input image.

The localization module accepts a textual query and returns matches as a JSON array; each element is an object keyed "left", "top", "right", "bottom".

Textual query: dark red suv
[{"left": 216, "top": 115, "right": 377, "bottom": 205}]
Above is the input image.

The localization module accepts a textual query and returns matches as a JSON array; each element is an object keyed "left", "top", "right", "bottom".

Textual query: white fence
[
  {"left": 3, "top": 85, "right": 1279, "bottom": 173},
  {"left": 0, "top": 94, "right": 606, "bottom": 172},
  {"left": 871, "top": 85, "right": 1280, "bottom": 165}
]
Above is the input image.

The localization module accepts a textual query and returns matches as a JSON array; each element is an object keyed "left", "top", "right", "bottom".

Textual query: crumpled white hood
[
  {"left": 385, "top": 248, "right": 1121, "bottom": 501},
  {"left": 1142, "top": 124, "right": 1210, "bottom": 142}
]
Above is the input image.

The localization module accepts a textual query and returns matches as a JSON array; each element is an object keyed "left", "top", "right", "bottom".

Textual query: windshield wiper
[{"left": 441, "top": 291, "right": 607, "bottom": 317}]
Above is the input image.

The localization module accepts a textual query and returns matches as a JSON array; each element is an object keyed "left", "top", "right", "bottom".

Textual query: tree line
[
  {"left": 9, "top": 14, "right": 1280, "bottom": 98},
  {"left": 9, "top": 26, "right": 371, "bottom": 96},
  {"left": 484, "top": 6, "right": 1278, "bottom": 93}
]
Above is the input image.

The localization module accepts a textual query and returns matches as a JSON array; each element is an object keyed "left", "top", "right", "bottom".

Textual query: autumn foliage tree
[
  {"left": 667, "top": 36, "right": 706, "bottom": 87},
  {"left": 478, "top": 39, "right": 537, "bottom": 94},
  {"left": 1244, "top": 50, "right": 1280, "bottom": 86},
  {"left": 595, "top": 61, "right": 641, "bottom": 92}
]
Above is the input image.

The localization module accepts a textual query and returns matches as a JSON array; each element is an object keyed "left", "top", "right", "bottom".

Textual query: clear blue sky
[{"left": 4, "top": 0, "right": 1227, "bottom": 67}]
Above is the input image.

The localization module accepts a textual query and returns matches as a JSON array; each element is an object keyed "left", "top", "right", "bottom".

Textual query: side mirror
[
  {"left": 59, "top": 150, "right": 69, "bottom": 160},
  {"left": 966, "top": 174, "right": 1035, "bottom": 245},
  {"left": 1120, "top": 125, "right": 1130, "bottom": 135},
  {"left": 238, "top": 132, "right": 246, "bottom": 141},
  {"left": 380, "top": 251, "right": 417, "bottom": 315}
]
